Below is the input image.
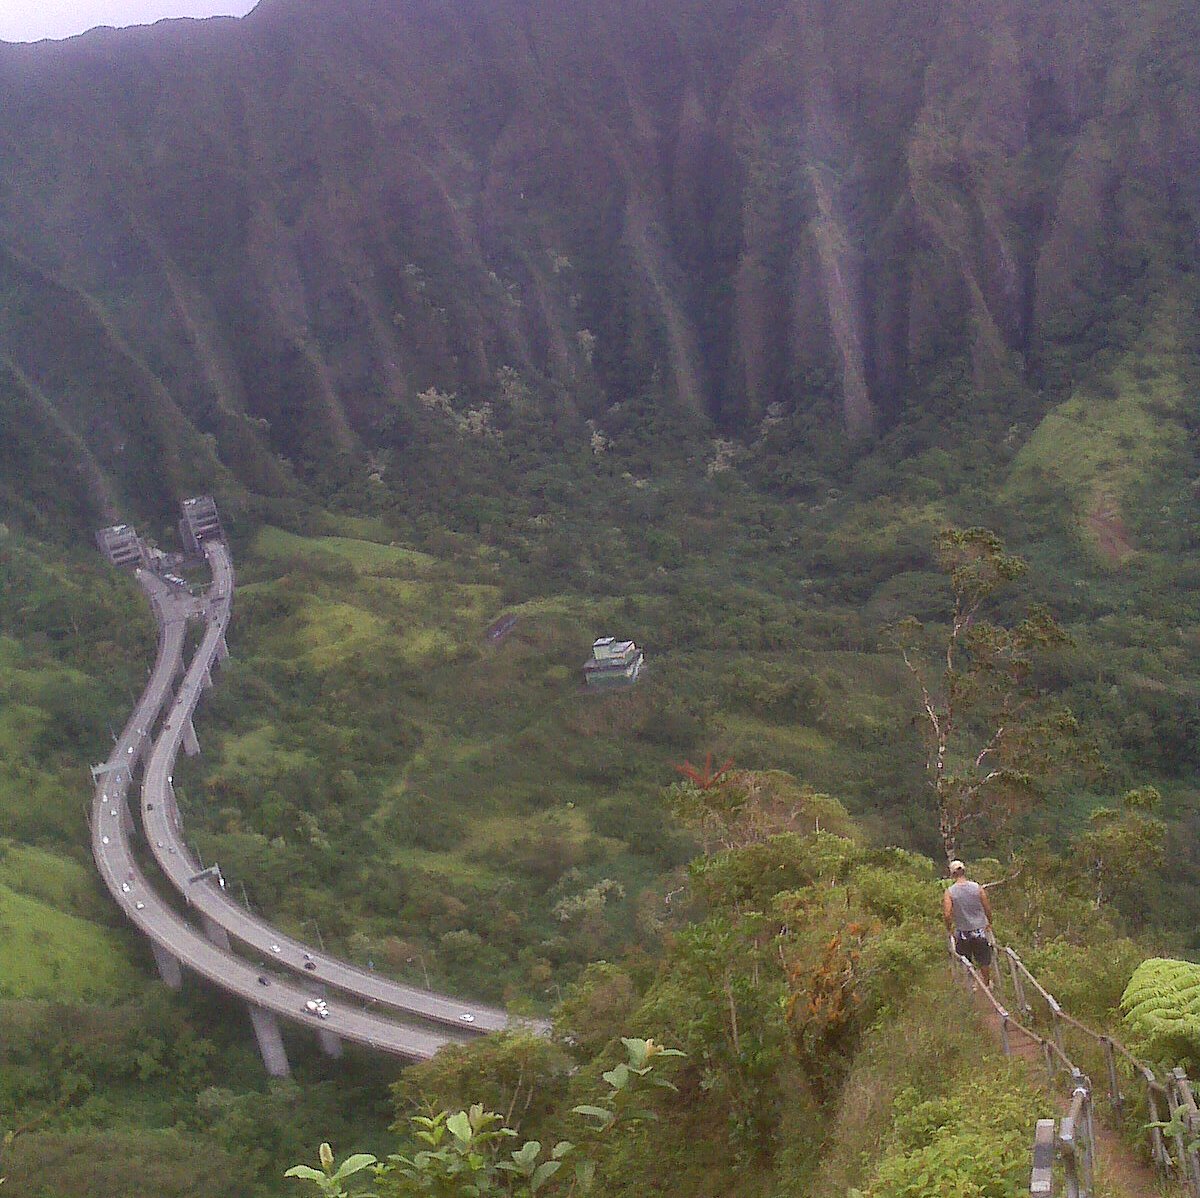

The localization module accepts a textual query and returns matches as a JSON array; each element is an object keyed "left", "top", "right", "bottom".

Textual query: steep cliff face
[{"left": 0, "top": 0, "right": 1196, "bottom": 527}]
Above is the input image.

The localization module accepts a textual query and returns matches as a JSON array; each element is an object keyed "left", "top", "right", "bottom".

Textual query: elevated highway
[
  {"left": 89, "top": 569, "right": 470, "bottom": 1069},
  {"left": 91, "top": 502, "right": 545, "bottom": 1075},
  {"left": 142, "top": 539, "right": 525, "bottom": 1037}
]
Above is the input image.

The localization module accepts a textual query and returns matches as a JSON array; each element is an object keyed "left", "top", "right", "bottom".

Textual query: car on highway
[
  {"left": 459, "top": 1013, "right": 476, "bottom": 1023},
  {"left": 304, "top": 999, "right": 330, "bottom": 1020}
]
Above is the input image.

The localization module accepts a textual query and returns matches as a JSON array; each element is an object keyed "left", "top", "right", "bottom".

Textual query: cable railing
[{"left": 948, "top": 937, "right": 1200, "bottom": 1196}]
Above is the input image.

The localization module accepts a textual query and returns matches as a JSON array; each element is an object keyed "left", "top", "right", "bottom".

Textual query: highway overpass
[{"left": 91, "top": 500, "right": 545, "bottom": 1076}]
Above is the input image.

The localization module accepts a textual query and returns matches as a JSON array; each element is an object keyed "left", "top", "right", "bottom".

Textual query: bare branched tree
[{"left": 891, "top": 527, "right": 1083, "bottom": 865}]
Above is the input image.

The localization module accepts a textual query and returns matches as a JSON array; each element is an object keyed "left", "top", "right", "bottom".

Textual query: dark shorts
[{"left": 955, "top": 929, "right": 993, "bottom": 967}]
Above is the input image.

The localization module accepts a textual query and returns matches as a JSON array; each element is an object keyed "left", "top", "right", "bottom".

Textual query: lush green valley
[
  {"left": 4, "top": 0, "right": 1200, "bottom": 1192},
  {"left": 4, "top": 369, "right": 1200, "bottom": 1192}
]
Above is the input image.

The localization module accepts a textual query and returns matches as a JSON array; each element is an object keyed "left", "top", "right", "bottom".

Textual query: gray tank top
[{"left": 947, "top": 880, "right": 988, "bottom": 932}]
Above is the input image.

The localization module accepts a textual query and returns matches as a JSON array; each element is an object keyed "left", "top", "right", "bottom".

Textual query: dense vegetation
[{"left": 3, "top": 0, "right": 1200, "bottom": 1192}]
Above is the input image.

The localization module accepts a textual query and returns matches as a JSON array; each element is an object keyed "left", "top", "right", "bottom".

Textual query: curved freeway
[
  {"left": 140, "top": 540, "right": 532, "bottom": 1035},
  {"left": 91, "top": 569, "right": 471, "bottom": 1060}
]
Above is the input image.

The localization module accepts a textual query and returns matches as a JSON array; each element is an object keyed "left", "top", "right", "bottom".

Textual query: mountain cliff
[{"left": 0, "top": 0, "right": 1197, "bottom": 529}]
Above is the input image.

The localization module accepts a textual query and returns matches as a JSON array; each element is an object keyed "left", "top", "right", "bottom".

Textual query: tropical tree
[
  {"left": 891, "top": 527, "right": 1081, "bottom": 864},
  {"left": 1072, "top": 785, "right": 1166, "bottom": 919}
]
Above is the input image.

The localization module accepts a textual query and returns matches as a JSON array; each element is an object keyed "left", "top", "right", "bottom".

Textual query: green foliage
[
  {"left": 0, "top": 1128, "right": 251, "bottom": 1198},
  {"left": 394, "top": 1034, "right": 572, "bottom": 1139},
  {"left": 285, "top": 1143, "right": 377, "bottom": 1196},
  {"left": 797, "top": 969, "right": 1051, "bottom": 1198},
  {"left": 1071, "top": 788, "right": 1166, "bottom": 923},
  {"left": 1122, "top": 958, "right": 1200, "bottom": 1070},
  {"left": 1022, "top": 937, "right": 1146, "bottom": 1033},
  {"left": 287, "top": 1039, "right": 683, "bottom": 1198}
]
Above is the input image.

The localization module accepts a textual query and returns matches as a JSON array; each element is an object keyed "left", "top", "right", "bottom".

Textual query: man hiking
[{"left": 943, "top": 859, "right": 994, "bottom": 988}]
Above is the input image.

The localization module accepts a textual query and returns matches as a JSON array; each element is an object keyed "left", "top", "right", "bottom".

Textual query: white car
[
  {"left": 304, "top": 999, "right": 330, "bottom": 1020},
  {"left": 459, "top": 1013, "right": 476, "bottom": 1023}
]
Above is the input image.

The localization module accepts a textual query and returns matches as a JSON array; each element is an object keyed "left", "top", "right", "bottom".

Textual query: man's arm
[
  {"left": 942, "top": 888, "right": 955, "bottom": 931},
  {"left": 980, "top": 886, "right": 993, "bottom": 929}
]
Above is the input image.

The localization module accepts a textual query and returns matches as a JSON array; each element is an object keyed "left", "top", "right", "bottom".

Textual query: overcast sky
[{"left": 0, "top": 1, "right": 259, "bottom": 43}]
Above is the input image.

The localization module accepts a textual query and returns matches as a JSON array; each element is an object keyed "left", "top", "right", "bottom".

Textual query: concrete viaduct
[{"left": 92, "top": 499, "right": 546, "bottom": 1076}]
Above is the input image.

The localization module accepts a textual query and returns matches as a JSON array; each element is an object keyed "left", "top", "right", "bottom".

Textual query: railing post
[
  {"left": 1171, "top": 1068, "right": 1200, "bottom": 1197},
  {"left": 1031, "top": 1119, "right": 1055, "bottom": 1197},
  {"left": 1007, "top": 947, "right": 1030, "bottom": 1018},
  {"left": 1042, "top": 1039, "right": 1057, "bottom": 1083},
  {"left": 1060, "top": 1116, "right": 1080, "bottom": 1198},
  {"left": 1049, "top": 999, "right": 1066, "bottom": 1059},
  {"left": 1075, "top": 1073, "right": 1095, "bottom": 1198},
  {"left": 1167, "top": 1073, "right": 1193, "bottom": 1192},
  {"left": 999, "top": 1012, "right": 1011, "bottom": 1056},
  {"left": 1146, "top": 1081, "right": 1173, "bottom": 1174},
  {"left": 1100, "top": 1037, "right": 1124, "bottom": 1128},
  {"left": 1059, "top": 1078, "right": 1093, "bottom": 1198},
  {"left": 990, "top": 939, "right": 1004, "bottom": 1001}
]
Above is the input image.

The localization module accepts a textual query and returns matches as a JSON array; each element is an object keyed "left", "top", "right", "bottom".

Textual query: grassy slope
[
  {"left": 0, "top": 882, "right": 138, "bottom": 1001},
  {"left": 1007, "top": 299, "right": 1193, "bottom": 559}
]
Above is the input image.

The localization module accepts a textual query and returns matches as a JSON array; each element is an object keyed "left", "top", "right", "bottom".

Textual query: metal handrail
[
  {"left": 948, "top": 939, "right": 1079, "bottom": 1075},
  {"left": 948, "top": 936, "right": 1200, "bottom": 1194}
]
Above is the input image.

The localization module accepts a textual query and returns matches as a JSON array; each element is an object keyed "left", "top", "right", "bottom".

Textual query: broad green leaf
[
  {"left": 571, "top": 1104, "right": 615, "bottom": 1129},
  {"left": 332, "top": 1154, "right": 377, "bottom": 1181},
  {"left": 601, "top": 1063, "right": 630, "bottom": 1090},
  {"left": 530, "top": 1160, "right": 561, "bottom": 1193},
  {"left": 511, "top": 1141, "right": 541, "bottom": 1169},
  {"left": 284, "top": 1166, "right": 326, "bottom": 1182},
  {"left": 622, "top": 1037, "right": 650, "bottom": 1068},
  {"left": 552, "top": 1141, "right": 573, "bottom": 1159},
  {"left": 446, "top": 1110, "right": 473, "bottom": 1143}
]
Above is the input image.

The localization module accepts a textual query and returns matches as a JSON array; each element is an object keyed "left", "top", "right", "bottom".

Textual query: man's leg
[{"left": 979, "top": 943, "right": 993, "bottom": 989}]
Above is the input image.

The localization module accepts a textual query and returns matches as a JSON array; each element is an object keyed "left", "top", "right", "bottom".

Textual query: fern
[{"left": 1121, "top": 958, "right": 1200, "bottom": 1068}]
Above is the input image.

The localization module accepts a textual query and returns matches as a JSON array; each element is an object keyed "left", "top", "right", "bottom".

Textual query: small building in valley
[
  {"left": 583, "top": 636, "right": 644, "bottom": 688},
  {"left": 96, "top": 524, "right": 146, "bottom": 569}
]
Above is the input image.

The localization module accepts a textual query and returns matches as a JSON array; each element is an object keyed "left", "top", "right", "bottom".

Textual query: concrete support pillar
[
  {"left": 200, "top": 913, "right": 232, "bottom": 951},
  {"left": 248, "top": 1006, "right": 291, "bottom": 1078},
  {"left": 151, "top": 942, "right": 183, "bottom": 990},
  {"left": 317, "top": 1028, "right": 344, "bottom": 1059},
  {"left": 215, "top": 634, "right": 229, "bottom": 664},
  {"left": 182, "top": 718, "right": 200, "bottom": 757}
]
